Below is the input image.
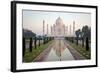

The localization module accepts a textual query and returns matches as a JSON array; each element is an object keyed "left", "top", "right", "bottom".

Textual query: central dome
[{"left": 56, "top": 17, "right": 63, "bottom": 25}]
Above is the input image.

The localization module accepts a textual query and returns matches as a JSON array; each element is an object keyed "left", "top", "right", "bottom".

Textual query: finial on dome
[{"left": 56, "top": 16, "right": 63, "bottom": 25}]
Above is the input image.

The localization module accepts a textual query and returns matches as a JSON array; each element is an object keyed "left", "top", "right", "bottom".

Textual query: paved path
[
  {"left": 33, "top": 42, "right": 54, "bottom": 62},
  {"left": 64, "top": 40, "right": 86, "bottom": 60}
]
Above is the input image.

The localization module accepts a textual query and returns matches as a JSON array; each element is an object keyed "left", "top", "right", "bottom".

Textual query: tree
[
  {"left": 29, "top": 38, "right": 33, "bottom": 52},
  {"left": 86, "top": 37, "right": 89, "bottom": 51},
  {"left": 82, "top": 26, "right": 85, "bottom": 47},
  {"left": 23, "top": 38, "right": 25, "bottom": 57},
  {"left": 23, "top": 29, "right": 36, "bottom": 52},
  {"left": 75, "top": 29, "right": 81, "bottom": 45},
  {"left": 38, "top": 36, "right": 42, "bottom": 46},
  {"left": 82, "top": 25, "right": 90, "bottom": 50},
  {"left": 82, "top": 25, "right": 90, "bottom": 39}
]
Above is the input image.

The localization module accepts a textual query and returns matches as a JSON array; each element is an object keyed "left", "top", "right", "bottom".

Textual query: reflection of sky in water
[
  {"left": 44, "top": 40, "right": 74, "bottom": 61},
  {"left": 44, "top": 49, "right": 60, "bottom": 61},
  {"left": 61, "top": 48, "right": 74, "bottom": 60}
]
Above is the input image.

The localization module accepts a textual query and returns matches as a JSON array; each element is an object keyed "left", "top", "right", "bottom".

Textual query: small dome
[{"left": 56, "top": 17, "right": 63, "bottom": 25}]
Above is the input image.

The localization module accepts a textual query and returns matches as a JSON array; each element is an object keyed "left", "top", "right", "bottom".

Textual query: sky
[{"left": 23, "top": 10, "right": 91, "bottom": 36}]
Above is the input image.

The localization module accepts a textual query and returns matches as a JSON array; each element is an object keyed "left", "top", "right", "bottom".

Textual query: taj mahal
[
  {"left": 43, "top": 17, "right": 75, "bottom": 38},
  {"left": 51, "top": 17, "right": 66, "bottom": 37}
]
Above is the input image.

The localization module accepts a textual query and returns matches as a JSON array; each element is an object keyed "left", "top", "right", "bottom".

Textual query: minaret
[
  {"left": 70, "top": 25, "right": 71, "bottom": 36},
  {"left": 43, "top": 20, "right": 45, "bottom": 36},
  {"left": 63, "top": 25, "right": 65, "bottom": 36},
  {"left": 53, "top": 24, "right": 55, "bottom": 36},
  {"left": 47, "top": 24, "right": 48, "bottom": 36},
  {"left": 51, "top": 26, "right": 53, "bottom": 36},
  {"left": 73, "top": 21, "right": 75, "bottom": 36},
  {"left": 66, "top": 26, "right": 68, "bottom": 36},
  {"left": 67, "top": 26, "right": 68, "bottom": 36}
]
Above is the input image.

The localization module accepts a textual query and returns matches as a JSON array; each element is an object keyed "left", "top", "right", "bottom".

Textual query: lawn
[
  {"left": 23, "top": 40, "right": 53, "bottom": 62},
  {"left": 67, "top": 41, "right": 91, "bottom": 59}
]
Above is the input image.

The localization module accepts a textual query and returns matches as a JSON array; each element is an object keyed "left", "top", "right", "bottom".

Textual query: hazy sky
[{"left": 23, "top": 10, "right": 91, "bottom": 36}]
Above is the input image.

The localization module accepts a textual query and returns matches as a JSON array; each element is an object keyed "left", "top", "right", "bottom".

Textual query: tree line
[
  {"left": 22, "top": 29, "right": 54, "bottom": 57},
  {"left": 75, "top": 25, "right": 91, "bottom": 47},
  {"left": 65, "top": 25, "right": 91, "bottom": 51}
]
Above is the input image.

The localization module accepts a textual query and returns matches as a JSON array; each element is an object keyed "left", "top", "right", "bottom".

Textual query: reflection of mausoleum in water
[{"left": 53, "top": 40, "right": 66, "bottom": 57}]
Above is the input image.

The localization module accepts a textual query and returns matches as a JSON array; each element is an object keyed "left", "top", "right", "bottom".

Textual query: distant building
[{"left": 23, "top": 29, "right": 36, "bottom": 38}]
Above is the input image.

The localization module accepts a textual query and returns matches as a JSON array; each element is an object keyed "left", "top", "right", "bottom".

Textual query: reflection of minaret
[
  {"left": 43, "top": 20, "right": 45, "bottom": 36},
  {"left": 47, "top": 24, "right": 48, "bottom": 36},
  {"left": 73, "top": 21, "right": 75, "bottom": 36},
  {"left": 59, "top": 39, "right": 61, "bottom": 61}
]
